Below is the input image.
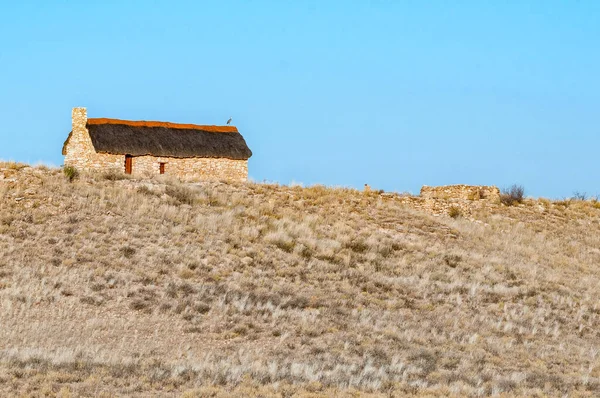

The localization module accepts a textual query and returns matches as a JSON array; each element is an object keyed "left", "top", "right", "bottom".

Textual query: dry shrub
[
  {"left": 63, "top": 166, "right": 79, "bottom": 182},
  {"left": 120, "top": 246, "right": 136, "bottom": 258},
  {"left": 130, "top": 299, "right": 150, "bottom": 312},
  {"left": 500, "top": 184, "right": 525, "bottom": 206},
  {"left": 572, "top": 191, "right": 587, "bottom": 201},
  {"left": 102, "top": 169, "right": 129, "bottom": 181},
  {"left": 448, "top": 206, "right": 462, "bottom": 218},
  {"left": 443, "top": 254, "right": 462, "bottom": 268},
  {"left": 344, "top": 239, "right": 369, "bottom": 253},
  {"left": 166, "top": 184, "right": 196, "bottom": 205},
  {"left": 6, "top": 162, "right": 28, "bottom": 170},
  {"left": 555, "top": 199, "right": 571, "bottom": 208},
  {"left": 137, "top": 185, "right": 159, "bottom": 197},
  {"left": 80, "top": 296, "right": 103, "bottom": 306},
  {"left": 1, "top": 216, "right": 15, "bottom": 226}
]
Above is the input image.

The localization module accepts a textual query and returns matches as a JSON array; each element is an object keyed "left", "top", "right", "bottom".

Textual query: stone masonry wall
[
  {"left": 420, "top": 185, "right": 500, "bottom": 201},
  {"left": 132, "top": 156, "right": 248, "bottom": 182},
  {"left": 64, "top": 108, "right": 124, "bottom": 171},
  {"left": 64, "top": 108, "right": 248, "bottom": 182}
]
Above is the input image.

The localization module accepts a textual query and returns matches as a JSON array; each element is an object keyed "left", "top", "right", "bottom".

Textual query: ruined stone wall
[
  {"left": 420, "top": 185, "right": 500, "bottom": 201},
  {"left": 63, "top": 108, "right": 124, "bottom": 171},
  {"left": 132, "top": 156, "right": 248, "bottom": 182}
]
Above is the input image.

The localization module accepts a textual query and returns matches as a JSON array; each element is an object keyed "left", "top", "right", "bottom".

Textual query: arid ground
[{"left": 1, "top": 162, "right": 600, "bottom": 397}]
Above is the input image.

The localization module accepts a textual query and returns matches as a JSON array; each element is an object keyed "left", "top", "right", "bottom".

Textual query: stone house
[{"left": 62, "top": 108, "right": 252, "bottom": 181}]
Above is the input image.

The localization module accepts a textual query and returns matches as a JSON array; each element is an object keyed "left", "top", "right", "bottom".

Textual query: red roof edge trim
[{"left": 87, "top": 118, "right": 238, "bottom": 133}]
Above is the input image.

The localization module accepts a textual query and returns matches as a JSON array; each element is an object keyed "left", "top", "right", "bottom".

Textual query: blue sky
[{"left": 0, "top": 1, "right": 598, "bottom": 198}]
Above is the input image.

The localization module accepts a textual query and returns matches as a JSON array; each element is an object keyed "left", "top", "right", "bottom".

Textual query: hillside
[{"left": 1, "top": 162, "right": 600, "bottom": 397}]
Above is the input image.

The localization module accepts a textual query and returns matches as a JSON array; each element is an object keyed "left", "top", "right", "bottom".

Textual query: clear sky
[{"left": 0, "top": 1, "right": 598, "bottom": 198}]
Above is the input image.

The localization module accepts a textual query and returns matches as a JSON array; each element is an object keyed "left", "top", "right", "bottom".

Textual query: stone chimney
[
  {"left": 64, "top": 107, "right": 92, "bottom": 165},
  {"left": 72, "top": 107, "right": 87, "bottom": 132}
]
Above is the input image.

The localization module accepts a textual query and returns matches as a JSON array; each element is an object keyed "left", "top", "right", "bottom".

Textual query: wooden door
[
  {"left": 125, "top": 155, "right": 133, "bottom": 174},
  {"left": 159, "top": 162, "right": 165, "bottom": 174}
]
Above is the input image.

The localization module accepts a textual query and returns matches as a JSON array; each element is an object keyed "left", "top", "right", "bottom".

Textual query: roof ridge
[{"left": 87, "top": 118, "right": 238, "bottom": 133}]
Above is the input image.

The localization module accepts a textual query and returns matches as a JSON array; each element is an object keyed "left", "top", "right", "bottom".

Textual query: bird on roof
[{"left": 226, "top": 117, "right": 232, "bottom": 125}]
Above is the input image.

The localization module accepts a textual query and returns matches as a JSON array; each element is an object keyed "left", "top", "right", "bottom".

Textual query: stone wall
[
  {"left": 63, "top": 107, "right": 248, "bottom": 182},
  {"left": 131, "top": 156, "right": 248, "bottom": 182},
  {"left": 64, "top": 108, "right": 124, "bottom": 172},
  {"left": 420, "top": 185, "right": 500, "bottom": 201}
]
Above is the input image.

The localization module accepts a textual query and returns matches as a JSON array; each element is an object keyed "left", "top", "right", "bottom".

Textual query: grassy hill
[{"left": 1, "top": 162, "right": 600, "bottom": 397}]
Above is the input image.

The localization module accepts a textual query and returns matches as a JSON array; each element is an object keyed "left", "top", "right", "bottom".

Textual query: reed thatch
[{"left": 63, "top": 119, "right": 252, "bottom": 160}]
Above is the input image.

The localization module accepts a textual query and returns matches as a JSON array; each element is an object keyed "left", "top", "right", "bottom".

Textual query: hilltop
[{"left": 1, "top": 162, "right": 600, "bottom": 397}]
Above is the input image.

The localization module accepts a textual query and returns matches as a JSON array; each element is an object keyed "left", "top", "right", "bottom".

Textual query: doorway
[{"left": 125, "top": 155, "right": 133, "bottom": 174}]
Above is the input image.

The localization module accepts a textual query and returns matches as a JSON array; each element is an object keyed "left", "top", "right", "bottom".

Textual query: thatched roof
[{"left": 63, "top": 118, "right": 252, "bottom": 160}]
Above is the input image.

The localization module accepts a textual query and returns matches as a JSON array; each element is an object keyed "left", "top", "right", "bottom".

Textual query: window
[{"left": 159, "top": 162, "right": 165, "bottom": 174}]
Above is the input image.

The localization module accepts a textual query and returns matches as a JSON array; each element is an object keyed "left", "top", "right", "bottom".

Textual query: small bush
[
  {"left": 137, "top": 186, "right": 158, "bottom": 197},
  {"left": 194, "top": 303, "right": 211, "bottom": 314},
  {"left": 444, "top": 254, "right": 462, "bottom": 268},
  {"left": 90, "top": 283, "right": 105, "bottom": 292},
  {"left": 344, "top": 239, "right": 369, "bottom": 253},
  {"left": 300, "top": 245, "right": 314, "bottom": 259},
  {"left": 572, "top": 191, "right": 587, "bottom": 201},
  {"left": 7, "top": 162, "right": 27, "bottom": 170},
  {"left": 275, "top": 240, "right": 295, "bottom": 253},
  {"left": 120, "top": 246, "right": 136, "bottom": 258},
  {"left": 130, "top": 299, "right": 150, "bottom": 312},
  {"left": 80, "top": 296, "right": 103, "bottom": 306},
  {"left": 166, "top": 185, "right": 196, "bottom": 205},
  {"left": 103, "top": 170, "right": 128, "bottom": 181},
  {"left": 448, "top": 206, "right": 462, "bottom": 219},
  {"left": 500, "top": 185, "right": 525, "bottom": 206},
  {"left": 1, "top": 216, "right": 15, "bottom": 226},
  {"left": 555, "top": 199, "right": 571, "bottom": 208},
  {"left": 63, "top": 166, "right": 79, "bottom": 182}
]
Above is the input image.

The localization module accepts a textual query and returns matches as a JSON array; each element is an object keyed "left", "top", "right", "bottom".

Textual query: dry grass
[{"left": 1, "top": 162, "right": 600, "bottom": 397}]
